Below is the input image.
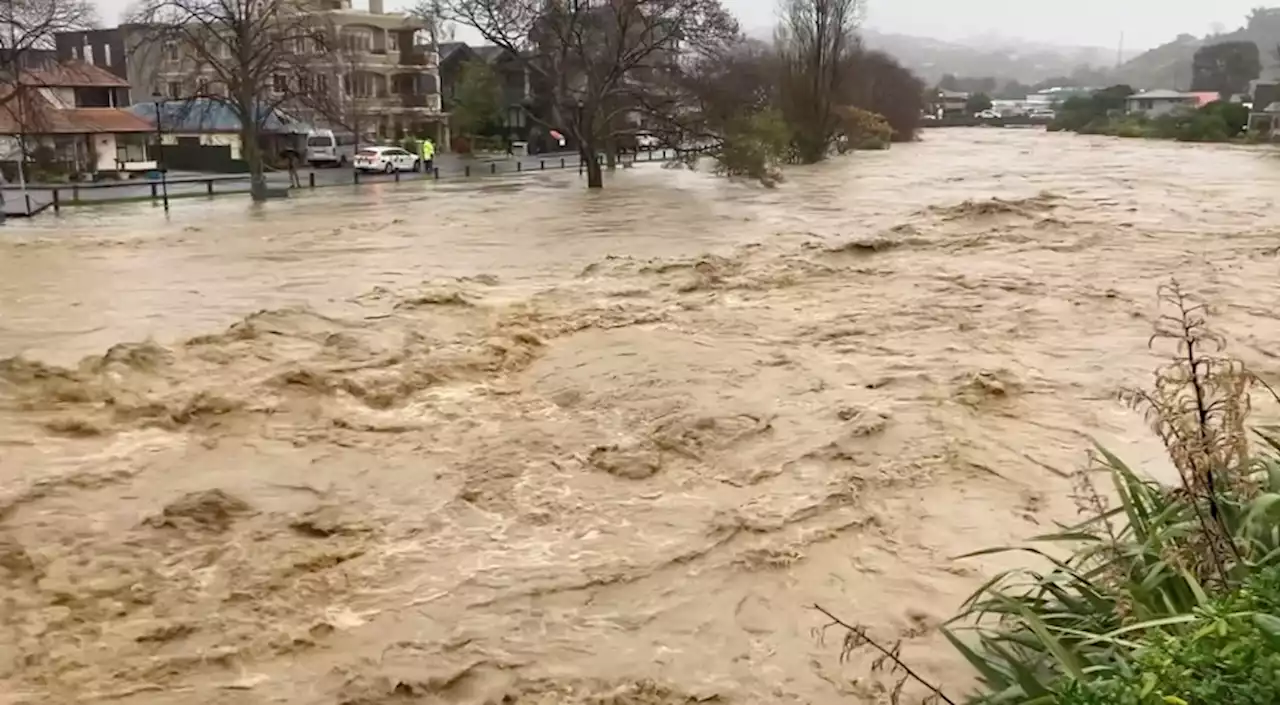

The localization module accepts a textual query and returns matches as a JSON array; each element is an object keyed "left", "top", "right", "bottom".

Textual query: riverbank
[
  {"left": 3, "top": 129, "right": 1280, "bottom": 703},
  {"left": 1048, "top": 97, "right": 1254, "bottom": 144}
]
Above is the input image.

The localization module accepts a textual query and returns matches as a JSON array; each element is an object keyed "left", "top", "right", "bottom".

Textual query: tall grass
[{"left": 816, "top": 282, "right": 1280, "bottom": 704}]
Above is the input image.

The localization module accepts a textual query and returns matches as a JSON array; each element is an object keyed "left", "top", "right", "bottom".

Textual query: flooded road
[{"left": 3, "top": 128, "right": 1280, "bottom": 704}]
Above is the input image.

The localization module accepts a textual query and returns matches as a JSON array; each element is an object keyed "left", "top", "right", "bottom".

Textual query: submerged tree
[
  {"left": 775, "top": 0, "right": 863, "bottom": 163},
  {"left": 840, "top": 48, "right": 924, "bottom": 141},
  {"left": 128, "top": 0, "right": 340, "bottom": 200},
  {"left": 433, "top": 0, "right": 738, "bottom": 189}
]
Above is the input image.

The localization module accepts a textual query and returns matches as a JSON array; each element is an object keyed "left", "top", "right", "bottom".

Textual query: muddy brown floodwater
[{"left": 3, "top": 128, "right": 1280, "bottom": 704}]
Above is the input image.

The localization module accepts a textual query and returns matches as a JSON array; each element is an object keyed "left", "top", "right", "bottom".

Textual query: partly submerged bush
[
  {"left": 835, "top": 106, "right": 894, "bottom": 151},
  {"left": 710, "top": 109, "right": 792, "bottom": 186}
]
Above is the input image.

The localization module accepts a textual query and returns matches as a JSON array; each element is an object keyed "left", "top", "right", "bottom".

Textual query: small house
[
  {"left": 933, "top": 89, "right": 969, "bottom": 117},
  {"left": 127, "top": 99, "right": 310, "bottom": 172},
  {"left": 1124, "top": 90, "right": 1200, "bottom": 117},
  {"left": 0, "top": 60, "right": 155, "bottom": 178}
]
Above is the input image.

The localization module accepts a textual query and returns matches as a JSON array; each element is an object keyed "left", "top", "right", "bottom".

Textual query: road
[{"left": 0, "top": 149, "right": 677, "bottom": 210}]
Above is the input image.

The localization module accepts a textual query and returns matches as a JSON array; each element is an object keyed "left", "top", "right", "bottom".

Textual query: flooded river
[{"left": 2, "top": 128, "right": 1280, "bottom": 704}]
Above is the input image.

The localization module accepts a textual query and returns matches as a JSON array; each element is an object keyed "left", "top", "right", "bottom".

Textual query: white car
[
  {"left": 353, "top": 146, "right": 420, "bottom": 173},
  {"left": 975, "top": 109, "right": 1000, "bottom": 119}
]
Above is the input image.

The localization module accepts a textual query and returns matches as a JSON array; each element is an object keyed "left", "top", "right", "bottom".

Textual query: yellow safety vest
[{"left": 421, "top": 141, "right": 434, "bottom": 159}]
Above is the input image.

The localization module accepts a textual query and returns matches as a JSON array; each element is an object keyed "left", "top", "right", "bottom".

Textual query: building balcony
[
  {"left": 399, "top": 50, "right": 439, "bottom": 68},
  {"left": 395, "top": 93, "right": 440, "bottom": 109}
]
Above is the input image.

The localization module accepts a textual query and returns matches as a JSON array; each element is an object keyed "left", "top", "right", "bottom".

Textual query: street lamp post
[{"left": 151, "top": 90, "right": 170, "bottom": 213}]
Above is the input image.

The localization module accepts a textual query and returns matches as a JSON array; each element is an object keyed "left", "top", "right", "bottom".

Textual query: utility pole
[{"left": 7, "top": 0, "right": 28, "bottom": 213}]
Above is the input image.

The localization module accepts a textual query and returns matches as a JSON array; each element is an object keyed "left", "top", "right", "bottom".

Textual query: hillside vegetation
[{"left": 1116, "top": 8, "right": 1280, "bottom": 89}]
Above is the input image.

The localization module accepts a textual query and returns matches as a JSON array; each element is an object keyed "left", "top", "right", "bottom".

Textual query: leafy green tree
[
  {"left": 964, "top": 92, "right": 993, "bottom": 113},
  {"left": 450, "top": 59, "right": 504, "bottom": 141},
  {"left": 1191, "top": 40, "right": 1262, "bottom": 96},
  {"left": 1200, "top": 99, "right": 1250, "bottom": 135}
]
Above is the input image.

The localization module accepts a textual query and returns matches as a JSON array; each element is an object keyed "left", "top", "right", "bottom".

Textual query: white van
[{"left": 305, "top": 129, "right": 358, "bottom": 167}]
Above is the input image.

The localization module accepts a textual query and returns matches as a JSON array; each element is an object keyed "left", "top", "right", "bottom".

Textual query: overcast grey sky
[{"left": 96, "top": 0, "right": 1268, "bottom": 51}]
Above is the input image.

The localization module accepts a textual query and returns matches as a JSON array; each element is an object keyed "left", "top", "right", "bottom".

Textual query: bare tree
[
  {"left": 0, "top": 0, "right": 96, "bottom": 178},
  {"left": 431, "top": 0, "right": 737, "bottom": 189},
  {"left": 775, "top": 0, "right": 863, "bottom": 163},
  {"left": 128, "top": 0, "right": 338, "bottom": 200}
]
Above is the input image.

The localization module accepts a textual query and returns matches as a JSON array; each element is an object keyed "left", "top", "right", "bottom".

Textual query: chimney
[{"left": 369, "top": 0, "right": 382, "bottom": 12}]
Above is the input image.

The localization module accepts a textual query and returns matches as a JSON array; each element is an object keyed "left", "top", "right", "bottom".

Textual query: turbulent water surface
[{"left": 3, "top": 128, "right": 1280, "bottom": 704}]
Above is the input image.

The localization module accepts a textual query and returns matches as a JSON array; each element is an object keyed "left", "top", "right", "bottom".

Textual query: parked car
[
  {"left": 305, "top": 129, "right": 358, "bottom": 167},
  {"left": 1029, "top": 109, "right": 1056, "bottom": 120},
  {"left": 974, "top": 109, "right": 1000, "bottom": 119},
  {"left": 353, "top": 146, "right": 420, "bottom": 173}
]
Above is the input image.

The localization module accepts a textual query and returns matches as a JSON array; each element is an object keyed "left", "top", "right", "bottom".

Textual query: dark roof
[
  {"left": 432, "top": 42, "right": 516, "bottom": 65},
  {"left": 0, "top": 90, "right": 152, "bottom": 134},
  {"left": 127, "top": 98, "right": 311, "bottom": 134},
  {"left": 437, "top": 42, "right": 469, "bottom": 61},
  {"left": 473, "top": 45, "right": 507, "bottom": 63},
  {"left": 21, "top": 60, "right": 129, "bottom": 88}
]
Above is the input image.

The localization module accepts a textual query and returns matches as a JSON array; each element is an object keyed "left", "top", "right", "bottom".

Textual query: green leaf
[{"left": 1251, "top": 613, "right": 1280, "bottom": 650}]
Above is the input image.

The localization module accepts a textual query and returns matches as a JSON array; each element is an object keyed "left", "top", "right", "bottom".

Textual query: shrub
[
  {"left": 1200, "top": 100, "right": 1250, "bottom": 137},
  {"left": 835, "top": 106, "right": 893, "bottom": 151},
  {"left": 1176, "top": 112, "right": 1231, "bottom": 142},
  {"left": 939, "top": 283, "right": 1280, "bottom": 702},
  {"left": 1056, "top": 565, "right": 1280, "bottom": 704},
  {"left": 711, "top": 109, "right": 791, "bottom": 186}
]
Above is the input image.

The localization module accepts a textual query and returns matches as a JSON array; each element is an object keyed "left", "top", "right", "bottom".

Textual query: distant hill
[
  {"left": 1114, "top": 8, "right": 1280, "bottom": 89},
  {"left": 860, "top": 30, "right": 1129, "bottom": 84},
  {"left": 743, "top": 25, "right": 1133, "bottom": 85}
]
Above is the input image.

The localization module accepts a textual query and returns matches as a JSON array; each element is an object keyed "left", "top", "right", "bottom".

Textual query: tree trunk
[
  {"left": 581, "top": 145, "right": 603, "bottom": 189},
  {"left": 242, "top": 121, "right": 267, "bottom": 202}
]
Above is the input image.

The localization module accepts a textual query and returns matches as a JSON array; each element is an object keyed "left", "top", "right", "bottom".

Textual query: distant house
[
  {"left": 1024, "top": 86, "right": 1094, "bottom": 111},
  {"left": 0, "top": 60, "right": 155, "bottom": 176},
  {"left": 934, "top": 89, "right": 968, "bottom": 116},
  {"left": 1247, "top": 80, "right": 1280, "bottom": 135},
  {"left": 128, "top": 98, "right": 310, "bottom": 172},
  {"left": 437, "top": 42, "right": 532, "bottom": 144},
  {"left": 53, "top": 25, "right": 159, "bottom": 106},
  {"left": 1124, "top": 90, "right": 1200, "bottom": 117}
]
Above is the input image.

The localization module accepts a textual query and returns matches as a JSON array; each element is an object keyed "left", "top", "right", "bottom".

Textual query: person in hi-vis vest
[{"left": 420, "top": 138, "right": 435, "bottom": 173}]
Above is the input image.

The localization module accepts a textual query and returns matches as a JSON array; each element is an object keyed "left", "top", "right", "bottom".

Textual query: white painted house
[{"left": 1124, "top": 90, "right": 1200, "bottom": 117}]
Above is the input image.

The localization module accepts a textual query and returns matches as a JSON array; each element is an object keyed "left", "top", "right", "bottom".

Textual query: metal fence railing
[{"left": 1, "top": 147, "right": 697, "bottom": 217}]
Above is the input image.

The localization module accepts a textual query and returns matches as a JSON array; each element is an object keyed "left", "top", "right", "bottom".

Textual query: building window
[
  {"left": 84, "top": 42, "right": 94, "bottom": 64},
  {"left": 273, "top": 74, "right": 288, "bottom": 93},
  {"left": 1139, "top": 99, "right": 1153, "bottom": 110},
  {"left": 388, "top": 32, "right": 399, "bottom": 52},
  {"left": 166, "top": 42, "right": 179, "bottom": 61},
  {"left": 167, "top": 81, "right": 182, "bottom": 98},
  {"left": 342, "top": 28, "right": 372, "bottom": 54},
  {"left": 103, "top": 44, "right": 112, "bottom": 66}
]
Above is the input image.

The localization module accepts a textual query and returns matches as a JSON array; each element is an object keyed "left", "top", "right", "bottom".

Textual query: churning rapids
[{"left": 3, "top": 128, "right": 1280, "bottom": 704}]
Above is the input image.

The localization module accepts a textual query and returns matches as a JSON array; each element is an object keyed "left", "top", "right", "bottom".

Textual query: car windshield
[
  {"left": 356, "top": 150, "right": 379, "bottom": 157},
  {"left": 306, "top": 137, "right": 331, "bottom": 147}
]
